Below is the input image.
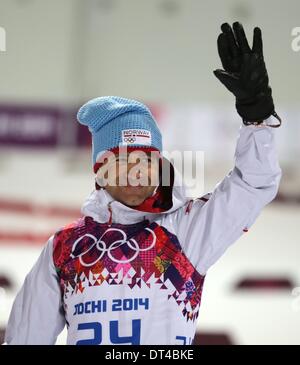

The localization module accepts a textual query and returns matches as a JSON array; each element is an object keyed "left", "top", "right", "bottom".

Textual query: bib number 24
[{"left": 76, "top": 319, "right": 141, "bottom": 345}]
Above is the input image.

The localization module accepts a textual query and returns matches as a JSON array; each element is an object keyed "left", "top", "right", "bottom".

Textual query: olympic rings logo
[
  {"left": 70, "top": 227, "right": 156, "bottom": 266},
  {"left": 123, "top": 137, "right": 136, "bottom": 143}
]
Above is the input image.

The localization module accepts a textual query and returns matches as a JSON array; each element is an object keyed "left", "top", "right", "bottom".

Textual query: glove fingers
[
  {"left": 214, "top": 69, "right": 239, "bottom": 80},
  {"left": 252, "top": 27, "right": 263, "bottom": 55},
  {"left": 233, "top": 22, "right": 251, "bottom": 54},
  {"left": 213, "top": 69, "right": 240, "bottom": 93},
  {"left": 221, "top": 23, "right": 240, "bottom": 59},
  {"left": 217, "top": 33, "right": 233, "bottom": 71}
]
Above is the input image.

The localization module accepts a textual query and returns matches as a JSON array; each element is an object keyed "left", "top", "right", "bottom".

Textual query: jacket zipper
[{"left": 107, "top": 202, "right": 113, "bottom": 226}]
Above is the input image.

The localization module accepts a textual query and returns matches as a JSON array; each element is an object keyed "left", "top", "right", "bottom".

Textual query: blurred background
[{"left": 0, "top": 0, "right": 299, "bottom": 345}]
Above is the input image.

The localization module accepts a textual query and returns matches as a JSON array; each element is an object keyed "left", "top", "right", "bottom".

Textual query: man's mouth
[{"left": 123, "top": 184, "right": 144, "bottom": 190}]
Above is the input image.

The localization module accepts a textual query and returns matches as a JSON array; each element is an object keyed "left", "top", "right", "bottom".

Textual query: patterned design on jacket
[{"left": 53, "top": 216, "right": 205, "bottom": 322}]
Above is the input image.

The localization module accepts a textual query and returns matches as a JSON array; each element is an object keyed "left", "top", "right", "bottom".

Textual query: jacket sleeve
[
  {"left": 4, "top": 236, "right": 66, "bottom": 345},
  {"left": 172, "top": 122, "right": 282, "bottom": 275}
]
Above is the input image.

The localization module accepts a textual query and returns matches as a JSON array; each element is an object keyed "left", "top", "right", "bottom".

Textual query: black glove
[{"left": 214, "top": 22, "right": 280, "bottom": 125}]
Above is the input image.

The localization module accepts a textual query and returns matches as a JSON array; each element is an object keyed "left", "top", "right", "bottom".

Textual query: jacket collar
[{"left": 81, "top": 160, "right": 189, "bottom": 225}]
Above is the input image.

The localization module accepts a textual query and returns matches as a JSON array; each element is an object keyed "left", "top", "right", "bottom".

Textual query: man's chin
[{"left": 123, "top": 198, "right": 145, "bottom": 207}]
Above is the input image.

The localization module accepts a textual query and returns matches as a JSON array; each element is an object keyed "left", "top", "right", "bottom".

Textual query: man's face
[{"left": 96, "top": 150, "right": 160, "bottom": 207}]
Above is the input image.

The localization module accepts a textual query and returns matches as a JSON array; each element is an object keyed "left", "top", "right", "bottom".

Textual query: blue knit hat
[{"left": 77, "top": 96, "right": 163, "bottom": 169}]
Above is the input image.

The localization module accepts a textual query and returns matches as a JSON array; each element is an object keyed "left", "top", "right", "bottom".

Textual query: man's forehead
[
  {"left": 98, "top": 149, "right": 161, "bottom": 165},
  {"left": 116, "top": 151, "right": 153, "bottom": 157}
]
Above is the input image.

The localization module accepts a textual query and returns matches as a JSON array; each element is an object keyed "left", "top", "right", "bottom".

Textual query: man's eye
[
  {"left": 138, "top": 157, "right": 152, "bottom": 164},
  {"left": 116, "top": 156, "right": 128, "bottom": 163}
]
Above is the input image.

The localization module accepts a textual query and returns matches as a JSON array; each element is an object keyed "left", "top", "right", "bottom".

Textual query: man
[{"left": 4, "top": 22, "right": 282, "bottom": 345}]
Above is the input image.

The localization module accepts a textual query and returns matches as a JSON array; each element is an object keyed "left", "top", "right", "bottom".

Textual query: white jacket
[{"left": 4, "top": 123, "right": 282, "bottom": 345}]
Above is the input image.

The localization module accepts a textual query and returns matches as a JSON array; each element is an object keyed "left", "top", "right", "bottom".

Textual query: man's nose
[{"left": 127, "top": 165, "right": 143, "bottom": 177}]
